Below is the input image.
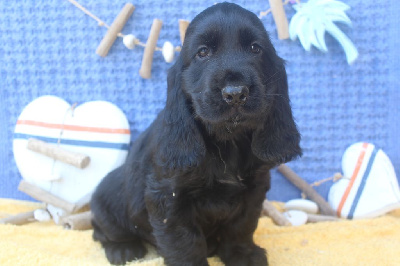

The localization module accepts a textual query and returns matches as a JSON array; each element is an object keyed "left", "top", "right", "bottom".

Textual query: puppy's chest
[
  {"left": 202, "top": 141, "right": 249, "bottom": 184},
  {"left": 187, "top": 142, "right": 254, "bottom": 221}
]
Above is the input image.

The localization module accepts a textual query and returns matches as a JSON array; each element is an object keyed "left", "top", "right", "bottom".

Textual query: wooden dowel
[
  {"left": 307, "top": 214, "right": 340, "bottom": 223},
  {"left": 179, "top": 19, "right": 190, "bottom": 45},
  {"left": 27, "top": 138, "right": 90, "bottom": 169},
  {"left": 96, "top": 3, "right": 135, "bottom": 57},
  {"left": 262, "top": 200, "right": 291, "bottom": 226},
  {"left": 277, "top": 164, "right": 337, "bottom": 217},
  {"left": 269, "top": 0, "right": 289, "bottom": 39},
  {"left": 139, "top": 19, "right": 163, "bottom": 79},
  {"left": 62, "top": 211, "right": 93, "bottom": 230},
  {"left": 18, "top": 180, "right": 76, "bottom": 213},
  {"left": 0, "top": 211, "right": 35, "bottom": 225}
]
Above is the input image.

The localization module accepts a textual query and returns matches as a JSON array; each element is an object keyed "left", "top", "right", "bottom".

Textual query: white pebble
[
  {"left": 47, "top": 205, "right": 67, "bottom": 224},
  {"left": 284, "top": 199, "right": 319, "bottom": 214},
  {"left": 283, "top": 210, "right": 308, "bottom": 226},
  {"left": 33, "top": 209, "right": 51, "bottom": 222},
  {"left": 162, "top": 41, "right": 175, "bottom": 63},
  {"left": 123, "top": 34, "right": 137, "bottom": 49}
]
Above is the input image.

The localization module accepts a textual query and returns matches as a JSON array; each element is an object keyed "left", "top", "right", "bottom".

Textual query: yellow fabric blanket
[{"left": 1, "top": 199, "right": 399, "bottom": 265}]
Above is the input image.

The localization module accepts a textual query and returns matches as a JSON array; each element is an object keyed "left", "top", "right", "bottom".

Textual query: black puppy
[{"left": 91, "top": 2, "right": 301, "bottom": 265}]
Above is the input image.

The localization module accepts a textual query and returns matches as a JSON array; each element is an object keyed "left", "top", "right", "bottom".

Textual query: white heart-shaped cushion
[
  {"left": 13, "top": 95, "right": 130, "bottom": 204},
  {"left": 328, "top": 142, "right": 400, "bottom": 219}
]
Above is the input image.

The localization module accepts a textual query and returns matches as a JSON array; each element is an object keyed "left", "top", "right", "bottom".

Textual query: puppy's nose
[{"left": 221, "top": 86, "right": 249, "bottom": 106}]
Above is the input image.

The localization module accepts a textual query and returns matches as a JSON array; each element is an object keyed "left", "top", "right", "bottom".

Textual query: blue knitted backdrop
[{"left": 0, "top": 0, "right": 399, "bottom": 201}]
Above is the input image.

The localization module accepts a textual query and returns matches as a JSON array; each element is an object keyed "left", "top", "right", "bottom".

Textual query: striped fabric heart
[
  {"left": 328, "top": 142, "right": 400, "bottom": 219},
  {"left": 13, "top": 95, "right": 131, "bottom": 205}
]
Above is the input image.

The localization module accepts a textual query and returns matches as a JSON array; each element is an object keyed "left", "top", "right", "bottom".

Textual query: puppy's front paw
[
  {"left": 103, "top": 241, "right": 147, "bottom": 265},
  {"left": 221, "top": 245, "right": 268, "bottom": 266}
]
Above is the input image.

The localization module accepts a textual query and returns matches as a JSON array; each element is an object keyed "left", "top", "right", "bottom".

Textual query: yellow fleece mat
[{"left": 1, "top": 199, "right": 399, "bottom": 266}]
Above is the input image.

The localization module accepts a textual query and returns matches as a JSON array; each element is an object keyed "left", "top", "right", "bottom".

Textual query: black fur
[{"left": 91, "top": 3, "right": 301, "bottom": 265}]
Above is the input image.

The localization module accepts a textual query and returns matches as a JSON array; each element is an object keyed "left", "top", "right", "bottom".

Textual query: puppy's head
[{"left": 159, "top": 3, "right": 301, "bottom": 169}]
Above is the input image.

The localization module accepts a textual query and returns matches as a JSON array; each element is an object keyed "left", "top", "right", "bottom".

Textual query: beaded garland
[{"left": 66, "top": 0, "right": 358, "bottom": 71}]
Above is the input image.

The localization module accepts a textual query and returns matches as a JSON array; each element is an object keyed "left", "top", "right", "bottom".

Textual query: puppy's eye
[
  {"left": 250, "top": 43, "right": 261, "bottom": 54},
  {"left": 197, "top": 46, "right": 210, "bottom": 58}
]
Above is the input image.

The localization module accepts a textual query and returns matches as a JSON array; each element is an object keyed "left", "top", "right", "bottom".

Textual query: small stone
[{"left": 163, "top": 218, "right": 168, "bottom": 224}]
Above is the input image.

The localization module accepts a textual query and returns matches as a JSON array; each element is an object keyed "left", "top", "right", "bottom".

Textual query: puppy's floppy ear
[
  {"left": 155, "top": 57, "right": 206, "bottom": 170},
  {"left": 251, "top": 62, "right": 302, "bottom": 166}
]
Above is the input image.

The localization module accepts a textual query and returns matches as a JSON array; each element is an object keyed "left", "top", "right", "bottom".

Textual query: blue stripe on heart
[
  {"left": 14, "top": 133, "right": 130, "bottom": 151},
  {"left": 347, "top": 146, "right": 379, "bottom": 219}
]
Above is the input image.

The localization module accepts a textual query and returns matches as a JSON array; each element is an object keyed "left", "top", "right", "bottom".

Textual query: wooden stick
[
  {"left": 179, "top": 19, "right": 190, "bottom": 45},
  {"left": 307, "top": 213, "right": 340, "bottom": 223},
  {"left": 262, "top": 200, "right": 291, "bottom": 226},
  {"left": 277, "top": 164, "right": 337, "bottom": 217},
  {"left": 62, "top": 211, "right": 93, "bottom": 230},
  {"left": 18, "top": 180, "right": 76, "bottom": 213},
  {"left": 268, "top": 0, "right": 289, "bottom": 39},
  {"left": 139, "top": 19, "right": 163, "bottom": 79},
  {"left": 96, "top": 3, "right": 135, "bottom": 57},
  {"left": 27, "top": 138, "right": 90, "bottom": 169},
  {"left": 0, "top": 211, "right": 35, "bottom": 225}
]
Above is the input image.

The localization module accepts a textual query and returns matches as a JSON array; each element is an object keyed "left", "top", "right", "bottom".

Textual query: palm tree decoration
[{"left": 289, "top": 0, "right": 358, "bottom": 64}]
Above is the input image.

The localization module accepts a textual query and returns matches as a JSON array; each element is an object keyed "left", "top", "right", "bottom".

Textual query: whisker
[
  {"left": 264, "top": 71, "right": 280, "bottom": 84},
  {"left": 265, "top": 93, "right": 289, "bottom": 102},
  {"left": 247, "top": 93, "right": 289, "bottom": 102},
  {"left": 265, "top": 76, "right": 283, "bottom": 87}
]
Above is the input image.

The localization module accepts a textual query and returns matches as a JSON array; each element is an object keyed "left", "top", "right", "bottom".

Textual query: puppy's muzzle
[{"left": 221, "top": 86, "right": 249, "bottom": 106}]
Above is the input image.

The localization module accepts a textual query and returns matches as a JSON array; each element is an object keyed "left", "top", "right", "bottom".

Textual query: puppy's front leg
[
  {"left": 152, "top": 216, "right": 209, "bottom": 266},
  {"left": 145, "top": 189, "right": 209, "bottom": 266},
  {"left": 217, "top": 190, "right": 268, "bottom": 266}
]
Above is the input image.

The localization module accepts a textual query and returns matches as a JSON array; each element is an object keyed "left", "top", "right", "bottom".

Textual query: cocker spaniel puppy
[{"left": 91, "top": 3, "right": 301, "bottom": 265}]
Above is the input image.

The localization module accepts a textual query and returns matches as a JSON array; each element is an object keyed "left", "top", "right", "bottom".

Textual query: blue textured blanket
[{"left": 0, "top": 0, "right": 398, "bottom": 201}]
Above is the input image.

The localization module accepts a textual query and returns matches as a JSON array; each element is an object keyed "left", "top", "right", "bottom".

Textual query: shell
[
  {"left": 284, "top": 199, "right": 319, "bottom": 214},
  {"left": 162, "top": 41, "right": 175, "bottom": 63},
  {"left": 33, "top": 209, "right": 51, "bottom": 222},
  {"left": 283, "top": 210, "right": 308, "bottom": 226},
  {"left": 123, "top": 34, "right": 137, "bottom": 49}
]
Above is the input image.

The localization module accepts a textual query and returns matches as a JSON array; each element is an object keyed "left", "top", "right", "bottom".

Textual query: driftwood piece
[
  {"left": 262, "top": 200, "right": 291, "bottom": 226},
  {"left": 18, "top": 180, "right": 76, "bottom": 213},
  {"left": 268, "top": 0, "right": 289, "bottom": 39},
  {"left": 96, "top": 3, "right": 135, "bottom": 57},
  {"left": 0, "top": 211, "right": 35, "bottom": 225},
  {"left": 27, "top": 138, "right": 90, "bottom": 169},
  {"left": 307, "top": 213, "right": 341, "bottom": 223},
  {"left": 277, "top": 164, "right": 337, "bottom": 217},
  {"left": 139, "top": 19, "right": 163, "bottom": 79},
  {"left": 62, "top": 211, "right": 93, "bottom": 230},
  {"left": 178, "top": 19, "right": 190, "bottom": 45}
]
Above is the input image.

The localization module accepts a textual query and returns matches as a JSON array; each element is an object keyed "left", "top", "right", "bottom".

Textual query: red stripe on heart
[
  {"left": 336, "top": 142, "right": 369, "bottom": 217},
  {"left": 17, "top": 120, "right": 130, "bottom": 134}
]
